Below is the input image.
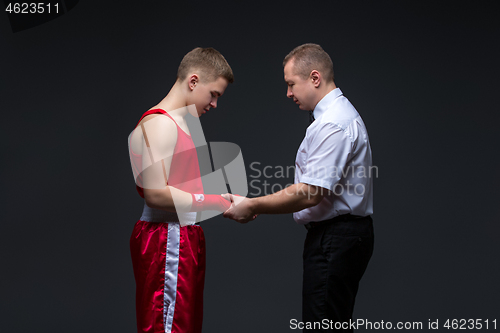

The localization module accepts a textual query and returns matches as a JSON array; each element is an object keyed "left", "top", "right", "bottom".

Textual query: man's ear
[
  {"left": 310, "top": 70, "right": 321, "bottom": 88},
  {"left": 188, "top": 74, "right": 199, "bottom": 91}
]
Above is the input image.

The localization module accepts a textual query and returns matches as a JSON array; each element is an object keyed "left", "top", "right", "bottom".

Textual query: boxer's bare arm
[{"left": 133, "top": 114, "right": 193, "bottom": 212}]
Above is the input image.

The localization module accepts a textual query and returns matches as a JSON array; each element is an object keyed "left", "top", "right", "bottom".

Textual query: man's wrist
[{"left": 248, "top": 197, "right": 259, "bottom": 215}]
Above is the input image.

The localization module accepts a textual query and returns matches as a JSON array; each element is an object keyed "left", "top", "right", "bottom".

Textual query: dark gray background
[{"left": 1, "top": 1, "right": 499, "bottom": 332}]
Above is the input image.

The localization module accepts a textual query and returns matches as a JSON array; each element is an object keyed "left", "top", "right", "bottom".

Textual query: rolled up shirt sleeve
[{"left": 300, "top": 122, "right": 352, "bottom": 192}]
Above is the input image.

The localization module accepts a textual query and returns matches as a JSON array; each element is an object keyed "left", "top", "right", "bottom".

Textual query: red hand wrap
[{"left": 190, "top": 194, "right": 231, "bottom": 212}]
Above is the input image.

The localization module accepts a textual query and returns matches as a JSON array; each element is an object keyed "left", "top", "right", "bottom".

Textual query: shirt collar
[{"left": 312, "top": 88, "right": 343, "bottom": 120}]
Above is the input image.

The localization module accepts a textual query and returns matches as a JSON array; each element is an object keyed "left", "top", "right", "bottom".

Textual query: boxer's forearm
[
  {"left": 144, "top": 187, "right": 229, "bottom": 213},
  {"left": 144, "top": 186, "right": 192, "bottom": 212}
]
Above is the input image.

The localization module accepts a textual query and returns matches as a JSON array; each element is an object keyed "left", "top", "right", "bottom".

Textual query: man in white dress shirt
[{"left": 224, "top": 43, "right": 374, "bottom": 332}]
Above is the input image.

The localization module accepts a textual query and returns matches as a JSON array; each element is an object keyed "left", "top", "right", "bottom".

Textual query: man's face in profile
[
  {"left": 189, "top": 76, "right": 228, "bottom": 117},
  {"left": 284, "top": 60, "right": 315, "bottom": 111}
]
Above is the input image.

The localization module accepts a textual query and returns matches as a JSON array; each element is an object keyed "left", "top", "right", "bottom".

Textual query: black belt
[{"left": 304, "top": 214, "right": 367, "bottom": 230}]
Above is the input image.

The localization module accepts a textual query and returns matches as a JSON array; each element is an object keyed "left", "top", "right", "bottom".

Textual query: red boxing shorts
[{"left": 130, "top": 219, "right": 205, "bottom": 333}]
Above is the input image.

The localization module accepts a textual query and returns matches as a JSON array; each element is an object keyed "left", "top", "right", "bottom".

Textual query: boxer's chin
[{"left": 189, "top": 105, "right": 202, "bottom": 118}]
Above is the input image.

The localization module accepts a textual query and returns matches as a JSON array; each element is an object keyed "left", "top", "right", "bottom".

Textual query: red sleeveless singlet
[{"left": 129, "top": 109, "right": 204, "bottom": 198}]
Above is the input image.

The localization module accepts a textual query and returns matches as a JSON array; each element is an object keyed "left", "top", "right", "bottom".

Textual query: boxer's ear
[{"left": 188, "top": 74, "right": 199, "bottom": 91}]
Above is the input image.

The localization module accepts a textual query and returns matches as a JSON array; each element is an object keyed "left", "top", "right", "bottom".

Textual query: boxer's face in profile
[
  {"left": 188, "top": 75, "right": 228, "bottom": 117},
  {"left": 284, "top": 60, "right": 316, "bottom": 111}
]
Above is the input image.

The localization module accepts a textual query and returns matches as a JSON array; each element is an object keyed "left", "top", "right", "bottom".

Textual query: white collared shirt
[{"left": 293, "top": 88, "right": 374, "bottom": 224}]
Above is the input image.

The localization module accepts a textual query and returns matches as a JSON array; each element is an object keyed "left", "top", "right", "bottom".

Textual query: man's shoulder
[
  {"left": 133, "top": 110, "right": 178, "bottom": 146},
  {"left": 138, "top": 110, "right": 175, "bottom": 128},
  {"left": 319, "top": 98, "right": 359, "bottom": 128},
  {"left": 331, "top": 96, "right": 359, "bottom": 117},
  {"left": 310, "top": 103, "right": 364, "bottom": 144}
]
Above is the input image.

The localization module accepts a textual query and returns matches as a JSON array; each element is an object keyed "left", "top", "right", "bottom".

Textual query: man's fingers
[
  {"left": 229, "top": 193, "right": 238, "bottom": 208},
  {"left": 221, "top": 193, "right": 232, "bottom": 202}
]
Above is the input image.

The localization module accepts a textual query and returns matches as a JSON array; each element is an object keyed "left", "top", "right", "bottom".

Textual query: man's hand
[{"left": 221, "top": 193, "right": 258, "bottom": 224}]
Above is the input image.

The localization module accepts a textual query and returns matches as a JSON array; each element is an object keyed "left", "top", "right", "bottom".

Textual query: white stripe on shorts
[{"left": 163, "top": 223, "right": 180, "bottom": 333}]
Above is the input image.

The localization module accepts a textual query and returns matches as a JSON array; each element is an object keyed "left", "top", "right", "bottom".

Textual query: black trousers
[{"left": 302, "top": 216, "right": 374, "bottom": 332}]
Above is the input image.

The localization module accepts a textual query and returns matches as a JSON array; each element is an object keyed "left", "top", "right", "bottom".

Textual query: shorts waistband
[{"left": 139, "top": 202, "right": 196, "bottom": 225}]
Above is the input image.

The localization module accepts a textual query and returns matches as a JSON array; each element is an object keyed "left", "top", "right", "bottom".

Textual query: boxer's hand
[{"left": 222, "top": 194, "right": 258, "bottom": 223}]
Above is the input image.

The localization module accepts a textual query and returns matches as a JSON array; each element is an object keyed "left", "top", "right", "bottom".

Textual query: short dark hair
[
  {"left": 283, "top": 43, "right": 334, "bottom": 83},
  {"left": 177, "top": 47, "right": 234, "bottom": 84}
]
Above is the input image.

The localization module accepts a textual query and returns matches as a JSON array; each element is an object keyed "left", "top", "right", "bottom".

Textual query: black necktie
[{"left": 309, "top": 110, "right": 315, "bottom": 124}]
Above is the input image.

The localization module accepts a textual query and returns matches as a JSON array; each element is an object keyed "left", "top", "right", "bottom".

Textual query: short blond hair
[
  {"left": 177, "top": 47, "right": 234, "bottom": 84},
  {"left": 283, "top": 43, "right": 334, "bottom": 83}
]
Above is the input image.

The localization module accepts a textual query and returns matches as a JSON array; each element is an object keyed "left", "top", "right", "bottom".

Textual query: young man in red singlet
[{"left": 128, "top": 47, "right": 234, "bottom": 333}]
